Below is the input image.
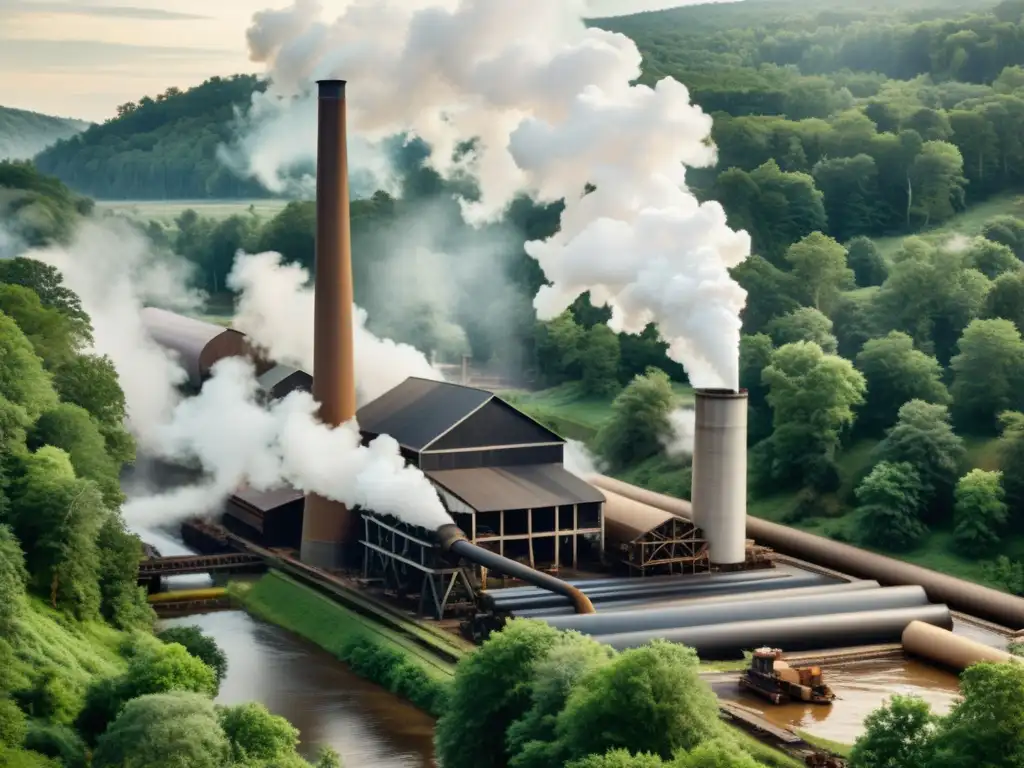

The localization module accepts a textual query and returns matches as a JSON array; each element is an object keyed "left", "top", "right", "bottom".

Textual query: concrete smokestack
[
  {"left": 300, "top": 79, "right": 358, "bottom": 569},
  {"left": 691, "top": 389, "right": 748, "bottom": 566}
]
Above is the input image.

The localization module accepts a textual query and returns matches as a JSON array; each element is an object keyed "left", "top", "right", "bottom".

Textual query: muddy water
[
  {"left": 712, "top": 658, "right": 960, "bottom": 744},
  {"left": 140, "top": 526, "right": 436, "bottom": 767}
]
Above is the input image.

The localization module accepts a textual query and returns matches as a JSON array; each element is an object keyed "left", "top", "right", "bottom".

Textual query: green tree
[
  {"left": 157, "top": 626, "right": 228, "bottom": 690},
  {"left": 7, "top": 447, "right": 105, "bottom": 618},
  {"left": 0, "top": 312, "right": 58, "bottom": 421},
  {"left": 875, "top": 400, "right": 965, "bottom": 522},
  {"left": 218, "top": 702, "right": 300, "bottom": 765},
  {"left": 829, "top": 294, "right": 876, "bottom": 359},
  {"left": 0, "top": 258, "right": 88, "bottom": 333},
  {"left": 950, "top": 318, "right": 1024, "bottom": 433},
  {"left": 258, "top": 202, "right": 315, "bottom": 272},
  {"left": 783, "top": 232, "right": 854, "bottom": 313},
  {"left": 739, "top": 334, "right": 774, "bottom": 445},
  {"left": 983, "top": 270, "right": 1024, "bottom": 334},
  {"left": 767, "top": 307, "right": 837, "bottom": 354},
  {"left": 849, "top": 695, "right": 938, "bottom": 768},
  {"left": 51, "top": 354, "right": 134, "bottom": 464},
  {"left": 95, "top": 517, "right": 153, "bottom": 630},
  {"left": 557, "top": 641, "right": 721, "bottom": 762},
  {"left": 596, "top": 368, "right": 676, "bottom": 469},
  {"left": 929, "top": 663, "right": 1024, "bottom": 768},
  {"left": 855, "top": 332, "right": 949, "bottom": 436},
  {"left": 0, "top": 524, "right": 27, "bottom": 640},
  {"left": 507, "top": 634, "right": 614, "bottom": 768},
  {"left": 580, "top": 325, "right": 621, "bottom": 398},
  {"left": 0, "top": 696, "right": 27, "bottom": 748},
  {"left": 857, "top": 461, "right": 928, "bottom": 550},
  {"left": 812, "top": 155, "right": 882, "bottom": 241},
  {"left": 567, "top": 752, "right": 666, "bottom": 768},
  {"left": 845, "top": 236, "right": 888, "bottom": 287},
  {"left": 92, "top": 693, "right": 231, "bottom": 768},
  {"left": 981, "top": 215, "right": 1024, "bottom": 259},
  {"left": 996, "top": 411, "right": 1024, "bottom": 529},
  {"left": 953, "top": 469, "right": 1008, "bottom": 557},
  {"left": 534, "top": 312, "right": 584, "bottom": 386},
  {"left": 909, "top": 141, "right": 967, "bottom": 226},
  {"left": 0, "top": 284, "right": 78, "bottom": 369},
  {"left": 758, "top": 342, "right": 865, "bottom": 485},
  {"left": 435, "top": 619, "right": 564, "bottom": 768},
  {"left": 965, "top": 237, "right": 1020, "bottom": 280},
  {"left": 731, "top": 256, "right": 800, "bottom": 336},
  {"left": 28, "top": 403, "right": 123, "bottom": 506}
]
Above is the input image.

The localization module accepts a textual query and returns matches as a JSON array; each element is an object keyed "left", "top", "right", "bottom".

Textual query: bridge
[{"left": 138, "top": 552, "right": 266, "bottom": 579}]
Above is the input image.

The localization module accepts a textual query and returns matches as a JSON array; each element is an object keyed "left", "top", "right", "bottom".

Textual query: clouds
[{"left": 0, "top": 2, "right": 210, "bottom": 21}]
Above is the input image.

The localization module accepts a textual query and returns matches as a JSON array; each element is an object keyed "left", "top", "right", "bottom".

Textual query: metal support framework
[
  {"left": 137, "top": 552, "right": 266, "bottom": 577},
  {"left": 617, "top": 517, "right": 710, "bottom": 575},
  {"left": 360, "top": 515, "right": 475, "bottom": 620}
]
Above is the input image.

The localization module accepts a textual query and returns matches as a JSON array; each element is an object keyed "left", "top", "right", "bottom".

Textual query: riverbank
[{"left": 233, "top": 571, "right": 456, "bottom": 716}]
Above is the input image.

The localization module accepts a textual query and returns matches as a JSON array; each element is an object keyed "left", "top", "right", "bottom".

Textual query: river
[{"left": 139, "top": 527, "right": 437, "bottom": 767}]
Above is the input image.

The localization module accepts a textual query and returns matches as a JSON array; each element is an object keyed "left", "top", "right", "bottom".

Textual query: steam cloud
[
  {"left": 19, "top": 216, "right": 451, "bottom": 530},
  {"left": 233, "top": 0, "right": 751, "bottom": 390},
  {"left": 226, "top": 250, "right": 442, "bottom": 406},
  {"left": 662, "top": 408, "right": 695, "bottom": 457},
  {"left": 121, "top": 356, "right": 451, "bottom": 529}
]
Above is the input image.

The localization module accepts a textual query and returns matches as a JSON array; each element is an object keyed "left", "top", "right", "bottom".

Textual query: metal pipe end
[
  {"left": 695, "top": 388, "right": 748, "bottom": 399},
  {"left": 435, "top": 523, "right": 467, "bottom": 552},
  {"left": 572, "top": 590, "right": 597, "bottom": 615},
  {"left": 317, "top": 79, "right": 347, "bottom": 99}
]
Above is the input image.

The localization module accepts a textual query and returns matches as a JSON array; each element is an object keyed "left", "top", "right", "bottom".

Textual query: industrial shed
[
  {"left": 357, "top": 377, "right": 605, "bottom": 574},
  {"left": 604, "top": 491, "right": 708, "bottom": 575},
  {"left": 258, "top": 364, "right": 313, "bottom": 402},
  {"left": 141, "top": 308, "right": 253, "bottom": 390},
  {"left": 222, "top": 486, "right": 304, "bottom": 550}
]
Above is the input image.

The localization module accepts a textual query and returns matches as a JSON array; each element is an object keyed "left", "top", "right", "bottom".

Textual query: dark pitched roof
[
  {"left": 356, "top": 377, "right": 562, "bottom": 453},
  {"left": 231, "top": 485, "right": 304, "bottom": 513},
  {"left": 258, "top": 364, "right": 312, "bottom": 399},
  {"left": 426, "top": 464, "right": 606, "bottom": 513}
]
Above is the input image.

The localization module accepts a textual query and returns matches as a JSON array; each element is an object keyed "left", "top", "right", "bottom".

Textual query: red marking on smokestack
[{"left": 300, "top": 79, "right": 358, "bottom": 569}]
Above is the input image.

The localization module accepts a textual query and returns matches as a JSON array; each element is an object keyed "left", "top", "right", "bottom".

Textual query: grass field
[
  {"left": 95, "top": 199, "right": 291, "bottom": 223},
  {"left": 873, "top": 191, "right": 1024, "bottom": 259}
]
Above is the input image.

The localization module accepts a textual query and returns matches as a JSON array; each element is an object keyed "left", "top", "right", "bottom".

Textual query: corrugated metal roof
[
  {"left": 603, "top": 488, "right": 686, "bottom": 546},
  {"left": 258, "top": 364, "right": 312, "bottom": 398},
  {"left": 356, "top": 377, "right": 493, "bottom": 451},
  {"left": 426, "top": 464, "right": 605, "bottom": 512},
  {"left": 231, "top": 485, "right": 304, "bottom": 513}
]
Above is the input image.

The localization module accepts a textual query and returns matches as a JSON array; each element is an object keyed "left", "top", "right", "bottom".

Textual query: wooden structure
[
  {"left": 603, "top": 490, "right": 708, "bottom": 575},
  {"left": 360, "top": 513, "right": 475, "bottom": 619},
  {"left": 357, "top": 377, "right": 606, "bottom": 574}
]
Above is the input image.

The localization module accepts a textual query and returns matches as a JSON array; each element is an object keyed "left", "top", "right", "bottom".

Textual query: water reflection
[
  {"left": 713, "top": 658, "right": 960, "bottom": 744},
  {"left": 161, "top": 611, "right": 436, "bottom": 767}
]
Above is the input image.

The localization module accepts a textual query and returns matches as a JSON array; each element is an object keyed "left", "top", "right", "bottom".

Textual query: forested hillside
[
  {"left": 0, "top": 107, "right": 88, "bottom": 162},
  {"left": 34, "top": 76, "right": 268, "bottom": 201}
]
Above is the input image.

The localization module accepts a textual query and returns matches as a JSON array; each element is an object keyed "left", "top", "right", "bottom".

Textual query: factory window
[
  {"left": 533, "top": 506, "right": 556, "bottom": 533},
  {"left": 504, "top": 509, "right": 530, "bottom": 536},
  {"left": 578, "top": 502, "right": 601, "bottom": 529},
  {"left": 476, "top": 511, "right": 501, "bottom": 539},
  {"left": 532, "top": 537, "right": 556, "bottom": 565},
  {"left": 558, "top": 504, "right": 575, "bottom": 529}
]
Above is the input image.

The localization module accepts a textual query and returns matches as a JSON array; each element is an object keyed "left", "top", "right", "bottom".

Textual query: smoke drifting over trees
[{"left": 230, "top": 0, "right": 751, "bottom": 390}]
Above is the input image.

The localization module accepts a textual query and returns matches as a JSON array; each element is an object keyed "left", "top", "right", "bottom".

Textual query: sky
[{"left": 0, "top": 0, "right": 704, "bottom": 122}]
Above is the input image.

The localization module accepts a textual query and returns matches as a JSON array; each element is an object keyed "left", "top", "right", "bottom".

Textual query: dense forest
[
  {"left": 0, "top": 107, "right": 88, "bottom": 164},
  {"left": 0, "top": 164, "right": 340, "bottom": 768},
  {"left": 34, "top": 76, "right": 269, "bottom": 201}
]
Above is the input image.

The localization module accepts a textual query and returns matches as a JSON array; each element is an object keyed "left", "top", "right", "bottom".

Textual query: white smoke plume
[
  {"left": 26, "top": 219, "right": 203, "bottom": 449},
  {"left": 226, "top": 250, "right": 442, "bottom": 405},
  {"left": 122, "top": 356, "right": 452, "bottom": 529},
  {"left": 662, "top": 407, "right": 695, "bottom": 457},
  {"left": 563, "top": 439, "right": 604, "bottom": 478},
  {"left": 234, "top": 0, "right": 751, "bottom": 390}
]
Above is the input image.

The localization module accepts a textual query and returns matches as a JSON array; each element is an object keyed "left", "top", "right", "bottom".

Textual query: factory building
[
  {"left": 357, "top": 377, "right": 605, "bottom": 575},
  {"left": 221, "top": 486, "right": 305, "bottom": 550}
]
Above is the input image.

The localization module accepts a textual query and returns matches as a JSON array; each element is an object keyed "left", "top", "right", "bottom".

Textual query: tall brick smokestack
[{"left": 300, "top": 79, "right": 358, "bottom": 569}]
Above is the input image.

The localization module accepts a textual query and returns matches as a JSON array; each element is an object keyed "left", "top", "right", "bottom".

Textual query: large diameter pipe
[
  {"left": 301, "top": 79, "right": 359, "bottom": 570},
  {"left": 594, "top": 605, "right": 954, "bottom": 658},
  {"left": 591, "top": 475, "right": 1024, "bottom": 630},
  {"left": 692, "top": 389, "right": 748, "bottom": 565},
  {"left": 435, "top": 524, "right": 595, "bottom": 615},
  {"left": 486, "top": 569, "right": 789, "bottom": 609},
  {"left": 512, "top": 580, "right": 881, "bottom": 618},
  {"left": 487, "top": 570, "right": 793, "bottom": 611},
  {"left": 903, "top": 621, "right": 1023, "bottom": 671},
  {"left": 542, "top": 585, "right": 928, "bottom": 636},
  {"left": 499, "top": 571, "right": 828, "bottom": 614}
]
